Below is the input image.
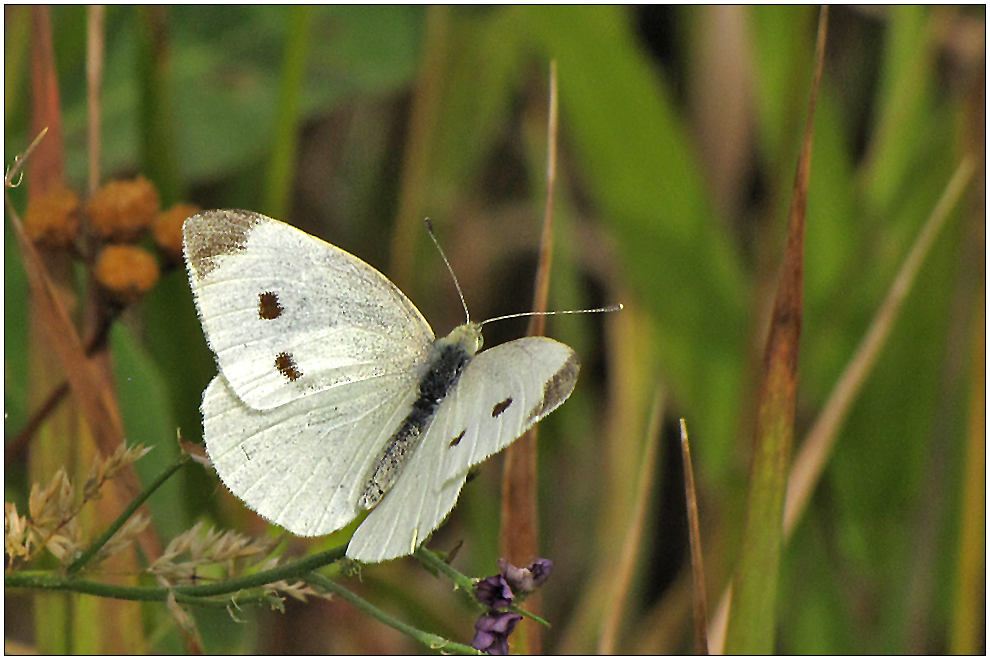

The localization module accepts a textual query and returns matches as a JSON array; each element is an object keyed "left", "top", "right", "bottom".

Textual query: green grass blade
[{"left": 724, "top": 8, "right": 828, "bottom": 653}]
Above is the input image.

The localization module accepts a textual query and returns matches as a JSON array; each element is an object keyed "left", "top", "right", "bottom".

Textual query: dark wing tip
[
  {"left": 528, "top": 351, "right": 580, "bottom": 422},
  {"left": 183, "top": 209, "right": 264, "bottom": 279}
]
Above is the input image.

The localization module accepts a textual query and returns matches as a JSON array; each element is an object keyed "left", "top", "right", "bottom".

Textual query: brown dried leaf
[{"left": 8, "top": 197, "right": 126, "bottom": 453}]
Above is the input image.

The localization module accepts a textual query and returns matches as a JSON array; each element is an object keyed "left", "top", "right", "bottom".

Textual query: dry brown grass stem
[
  {"left": 597, "top": 386, "right": 665, "bottom": 654},
  {"left": 499, "top": 60, "right": 559, "bottom": 656},
  {"left": 87, "top": 5, "right": 105, "bottom": 195}
]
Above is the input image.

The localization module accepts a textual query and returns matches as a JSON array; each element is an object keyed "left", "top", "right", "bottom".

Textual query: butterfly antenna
[
  {"left": 480, "top": 304, "right": 623, "bottom": 328},
  {"left": 424, "top": 218, "right": 471, "bottom": 323}
]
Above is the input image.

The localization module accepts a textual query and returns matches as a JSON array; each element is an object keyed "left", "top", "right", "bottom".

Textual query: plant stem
[
  {"left": 8, "top": 545, "right": 347, "bottom": 601},
  {"left": 304, "top": 570, "right": 479, "bottom": 655},
  {"left": 414, "top": 546, "right": 477, "bottom": 594},
  {"left": 68, "top": 451, "right": 191, "bottom": 574}
]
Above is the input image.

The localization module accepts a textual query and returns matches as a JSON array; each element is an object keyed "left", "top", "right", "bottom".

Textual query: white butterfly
[{"left": 183, "top": 209, "right": 579, "bottom": 563}]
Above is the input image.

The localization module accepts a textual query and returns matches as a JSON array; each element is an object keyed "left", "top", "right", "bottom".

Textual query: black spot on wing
[
  {"left": 258, "top": 291, "right": 283, "bottom": 319},
  {"left": 492, "top": 397, "right": 513, "bottom": 418},
  {"left": 275, "top": 351, "right": 302, "bottom": 382},
  {"left": 449, "top": 429, "right": 467, "bottom": 447}
]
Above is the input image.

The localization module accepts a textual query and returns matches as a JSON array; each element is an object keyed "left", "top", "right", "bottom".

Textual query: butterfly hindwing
[
  {"left": 345, "top": 416, "right": 467, "bottom": 562},
  {"left": 184, "top": 210, "right": 434, "bottom": 411},
  {"left": 202, "top": 369, "right": 421, "bottom": 536},
  {"left": 346, "top": 337, "right": 578, "bottom": 562}
]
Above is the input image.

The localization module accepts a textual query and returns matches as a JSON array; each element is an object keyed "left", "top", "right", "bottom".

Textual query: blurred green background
[{"left": 4, "top": 5, "right": 984, "bottom": 654}]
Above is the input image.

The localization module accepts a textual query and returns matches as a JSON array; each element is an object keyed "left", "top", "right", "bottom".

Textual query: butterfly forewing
[
  {"left": 346, "top": 336, "right": 578, "bottom": 562},
  {"left": 184, "top": 210, "right": 434, "bottom": 411}
]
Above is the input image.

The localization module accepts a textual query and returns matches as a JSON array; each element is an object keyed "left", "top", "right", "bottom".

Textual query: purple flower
[
  {"left": 497, "top": 558, "right": 554, "bottom": 594},
  {"left": 470, "top": 558, "right": 553, "bottom": 654},
  {"left": 471, "top": 611, "right": 523, "bottom": 655},
  {"left": 474, "top": 574, "right": 514, "bottom": 609}
]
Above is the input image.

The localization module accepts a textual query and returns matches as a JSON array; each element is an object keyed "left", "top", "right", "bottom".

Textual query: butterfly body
[
  {"left": 183, "top": 210, "right": 578, "bottom": 563},
  {"left": 360, "top": 323, "right": 480, "bottom": 509}
]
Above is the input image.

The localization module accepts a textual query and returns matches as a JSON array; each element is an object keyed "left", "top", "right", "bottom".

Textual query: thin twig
[
  {"left": 305, "top": 571, "right": 481, "bottom": 655},
  {"left": 680, "top": 419, "right": 709, "bottom": 655},
  {"left": 6, "top": 312, "right": 118, "bottom": 467},
  {"left": 7, "top": 544, "right": 348, "bottom": 601},
  {"left": 414, "top": 546, "right": 477, "bottom": 595},
  {"left": 499, "top": 61, "right": 560, "bottom": 655},
  {"left": 4, "top": 126, "right": 48, "bottom": 188},
  {"left": 68, "top": 451, "right": 191, "bottom": 574},
  {"left": 87, "top": 5, "right": 105, "bottom": 195},
  {"left": 528, "top": 59, "right": 559, "bottom": 335}
]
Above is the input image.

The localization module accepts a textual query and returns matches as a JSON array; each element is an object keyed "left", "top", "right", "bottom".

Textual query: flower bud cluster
[{"left": 470, "top": 558, "right": 554, "bottom": 655}]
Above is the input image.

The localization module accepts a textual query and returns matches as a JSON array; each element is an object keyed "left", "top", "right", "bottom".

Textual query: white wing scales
[
  {"left": 347, "top": 337, "right": 578, "bottom": 563},
  {"left": 203, "top": 369, "right": 420, "bottom": 536},
  {"left": 184, "top": 210, "right": 434, "bottom": 411},
  {"left": 185, "top": 210, "right": 583, "bottom": 563}
]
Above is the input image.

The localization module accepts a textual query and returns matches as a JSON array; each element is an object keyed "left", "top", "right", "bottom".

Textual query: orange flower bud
[
  {"left": 86, "top": 176, "right": 160, "bottom": 242},
  {"left": 24, "top": 186, "right": 80, "bottom": 248},
  {"left": 154, "top": 203, "right": 200, "bottom": 258},
  {"left": 95, "top": 244, "right": 160, "bottom": 303}
]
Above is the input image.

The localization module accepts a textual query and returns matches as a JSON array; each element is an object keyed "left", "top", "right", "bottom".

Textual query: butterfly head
[{"left": 438, "top": 322, "right": 483, "bottom": 356}]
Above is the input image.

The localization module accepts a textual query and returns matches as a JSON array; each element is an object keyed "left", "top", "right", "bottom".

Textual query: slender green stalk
[
  {"left": 514, "top": 607, "right": 550, "bottom": 627},
  {"left": 783, "top": 158, "right": 975, "bottom": 535},
  {"left": 68, "top": 452, "right": 192, "bottom": 575},
  {"left": 389, "top": 4, "right": 450, "bottom": 291},
  {"left": 725, "top": 8, "right": 827, "bottom": 653},
  {"left": 8, "top": 545, "right": 347, "bottom": 601},
  {"left": 263, "top": 5, "right": 313, "bottom": 219},
  {"left": 950, "top": 288, "right": 985, "bottom": 654},
  {"left": 414, "top": 546, "right": 477, "bottom": 594},
  {"left": 304, "top": 571, "right": 480, "bottom": 655},
  {"left": 135, "top": 5, "right": 183, "bottom": 204},
  {"left": 680, "top": 419, "right": 709, "bottom": 655},
  {"left": 6, "top": 570, "right": 286, "bottom": 609},
  {"left": 5, "top": 571, "right": 268, "bottom": 608}
]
